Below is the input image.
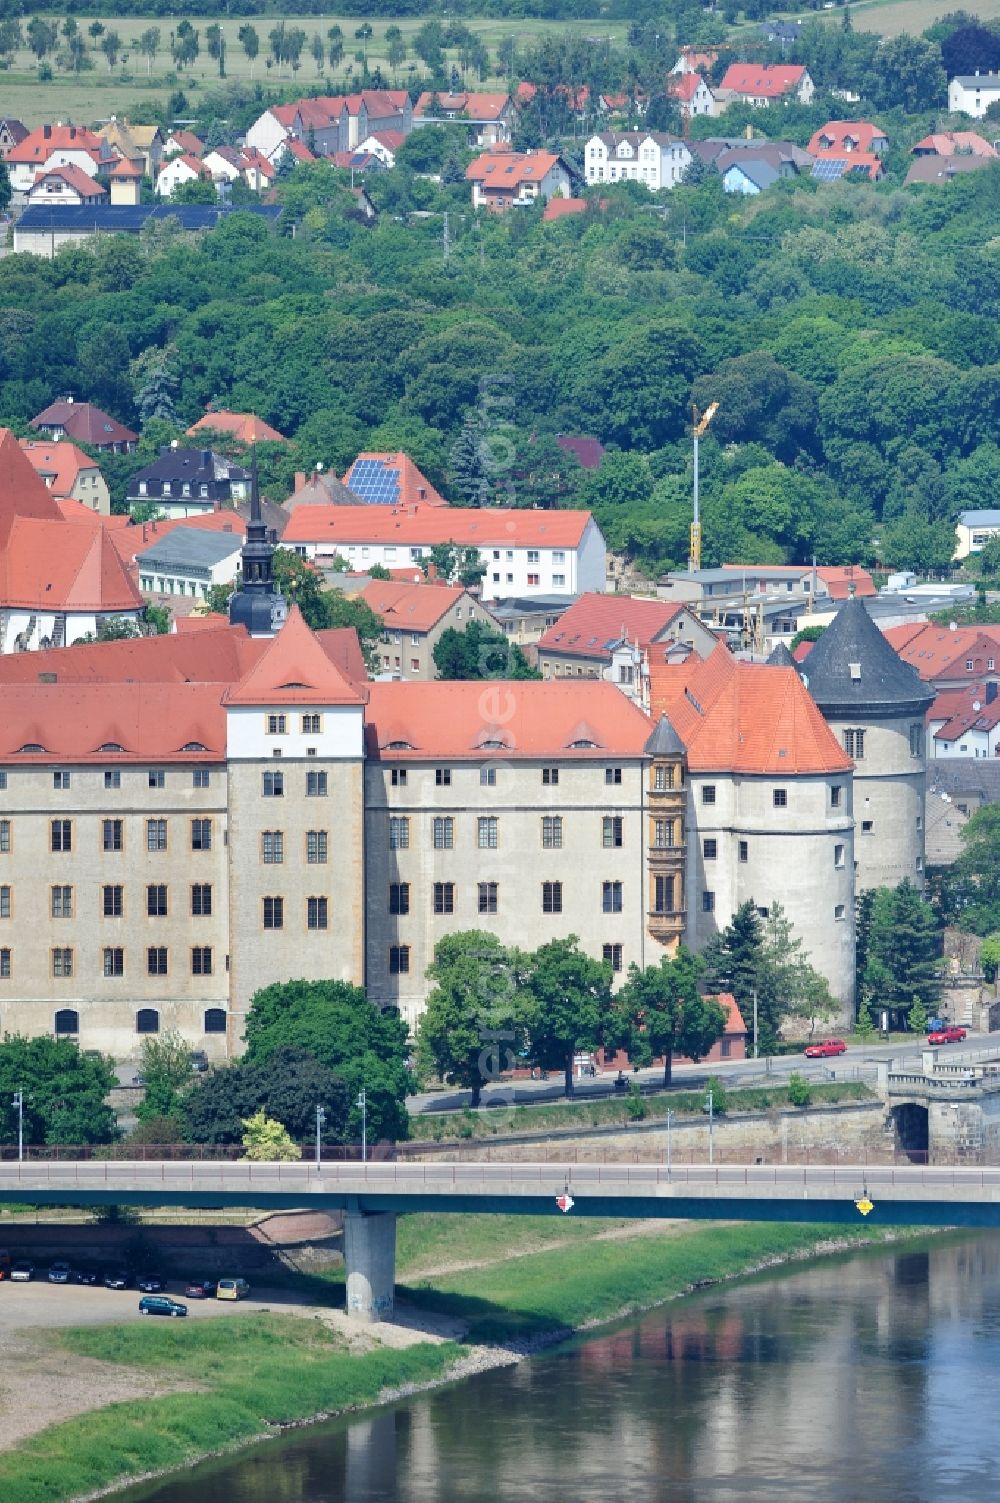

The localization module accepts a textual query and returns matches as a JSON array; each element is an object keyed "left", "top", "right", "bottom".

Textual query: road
[{"left": 406, "top": 1032, "right": 1000, "bottom": 1115}]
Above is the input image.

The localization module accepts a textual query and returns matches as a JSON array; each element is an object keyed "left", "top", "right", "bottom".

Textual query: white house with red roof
[
  {"left": 466, "top": 146, "right": 574, "bottom": 209},
  {"left": 281, "top": 503, "right": 606, "bottom": 602},
  {"left": 414, "top": 90, "right": 514, "bottom": 144},
  {"left": 5, "top": 123, "right": 111, "bottom": 196},
  {"left": 667, "top": 72, "right": 718, "bottom": 119},
  {"left": 536, "top": 592, "right": 717, "bottom": 692},
  {"left": 718, "top": 63, "right": 814, "bottom": 107},
  {"left": 671, "top": 48, "right": 719, "bottom": 75},
  {"left": 27, "top": 163, "right": 108, "bottom": 206},
  {"left": 807, "top": 120, "right": 888, "bottom": 181},
  {"left": 155, "top": 152, "right": 211, "bottom": 198},
  {"left": 19, "top": 438, "right": 110, "bottom": 514}
]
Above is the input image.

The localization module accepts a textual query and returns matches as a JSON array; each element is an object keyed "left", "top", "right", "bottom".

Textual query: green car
[{"left": 138, "top": 1294, "right": 187, "bottom": 1318}]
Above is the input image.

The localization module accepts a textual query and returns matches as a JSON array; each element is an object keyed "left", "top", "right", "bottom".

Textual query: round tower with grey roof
[{"left": 799, "top": 597, "right": 933, "bottom": 891}]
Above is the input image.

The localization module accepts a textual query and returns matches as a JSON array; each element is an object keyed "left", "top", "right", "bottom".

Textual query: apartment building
[{"left": 584, "top": 131, "right": 691, "bottom": 189}]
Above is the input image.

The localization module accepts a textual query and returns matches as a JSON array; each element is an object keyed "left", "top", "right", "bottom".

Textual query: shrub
[{"left": 786, "top": 1073, "right": 812, "bottom": 1108}]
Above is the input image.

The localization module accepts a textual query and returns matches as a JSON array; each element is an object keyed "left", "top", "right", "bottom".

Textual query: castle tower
[
  {"left": 645, "top": 714, "right": 687, "bottom": 952},
  {"left": 799, "top": 596, "right": 933, "bottom": 891},
  {"left": 229, "top": 455, "right": 287, "bottom": 638}
]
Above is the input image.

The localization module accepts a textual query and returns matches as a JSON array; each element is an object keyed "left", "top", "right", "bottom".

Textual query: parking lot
[{"left": 0, "top": 1275, "right": 321, "bottom": 1330}]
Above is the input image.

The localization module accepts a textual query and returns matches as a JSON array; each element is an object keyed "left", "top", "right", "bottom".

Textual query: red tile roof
[
  {"left": 32, "top": 162, "right": 106, "bottom": 197},
  {"left": 109, "top": 511, "right": 246, "bottom": 569},
  {"left": 668, "top": 72, "right": 709, "bottom": 103},
  {"left": 344, "top": 451, "right": 446, "bottom": 508},
  {"left": 538, "top": 592, "right": 686, "bottom": 659},
  {"left": 187, "top": 411, "right": 287, "bottom": 443},
  {"left": 108, "top": 159, "right": 143, "bottom": 179},
  {"left": 223, "top": 605, "right": 365, "bottom": 707},
  {"left": 0, "top": 518, "right": 142, "bottom": 612},
  {"left": 414, "top": 91, "right": 512, "bottom": 119},
  {"left": 19, "top": 438, "right": 102, "bottom": 498},
  {"left": 912, "top": 131, "right": 996, "bottom": 157},
  {"left": 7, "top": 124, "right": 103, "bottom": 164},
  {"left": 882, "top": 623, "right": 1000, "bottom": 681},
  {"left": 807, "top": 120, "right": 887, "bottom": 155},
  {"left": 543, "top": 196, "right": 588, "bottom": 220},
  {"left": 0, "top": 682, "right": 227, "bottom": 762},
  {"left": 0, "top": 427, "right": 64, "bottom": 527},
  {"left": 365, "top": 680, "right": 654, "bottom": 760},
  {"left": 285, "top": 138, "right": 316, "bottom": 162},
  {"left": 466, "top": 148, "right": 563, "bottom": 187},
  {"left": 165, "top": 129, "right": 204, "bottom": 157},
  {"left": 282, "top": 503, "right": 593, "bottom": 550},
  {"left": 174, "top": 612, "right": 230, "bottom": 633},
  {"left": 720, "top": 63, "right": 807, "bottom": 98},
  {"left": 358, "top": 580, "right": 466, "bottom": 632},
  {"left": 30, "top": 401, "right": 138, "bottom": 448}
]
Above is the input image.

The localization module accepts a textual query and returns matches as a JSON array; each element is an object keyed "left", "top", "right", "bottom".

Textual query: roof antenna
[{"left": 250, "top": 444, "right": 261, "bottom": 526}]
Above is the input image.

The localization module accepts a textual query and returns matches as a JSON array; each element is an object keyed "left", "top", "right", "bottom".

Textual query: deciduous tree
[
  {"left": 417, "top": 932, "right": 528, "bottom": 1105},
  {"left": 615, "top": 948, "right": 725, "bottom": 1086},
  {"left": 522, "top": 937, "right": 614, "bottom": 1097}
]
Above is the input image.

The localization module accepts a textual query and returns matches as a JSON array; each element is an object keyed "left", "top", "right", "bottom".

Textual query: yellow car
[{"left": 216, "top": 1277, "right": 250, "bottom": 1301}]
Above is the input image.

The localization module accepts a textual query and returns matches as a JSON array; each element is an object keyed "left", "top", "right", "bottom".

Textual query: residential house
[
  {"left": 670, "top": 48, "right": 719, "bottom": 75},
  {"left": 955, "top": 509, "right": 1000, "bottom": 559},
  {"left": 19, "top": 439, "right": 110, "bottom": 513},
  {"left": 281, "top": 503, "right": 607, "bottom": 603},
  {"left": 239, "top": 148, "right": 276, "bottom": 192},
  {"left": 136, "top": 525, "right": 245, "bottom": 601},
  {"left": 30, "top": 399, "right": 137, "bottom": 454},
  {"left": 279, "top": 138, "right": 316, "bottom": 166},
  {"left": 720, "top": 154, "right": 791, "bottom": 194},
  {"left": 156, "top": 153, "right": 211, "bottom": 197},
  {"left": 926, "top": 759, "right": 1000, "bottom": 865},
  {"left": 948, "top": 73, "right": 1000, "bottom": 117},
  {"left": 26, "top": 164, "right": 108, "bottom": 207},
  {"left": 584, "top": 131, "right": 691, "bottom": 190},
  {"left": 905, "top": 153, "right": 998, "bottom": 185},
  {"left": 5, "top": 124, "right": 110, "bottom": 197},
  {"left": 667, "top": 72, "right": 718, "bottom": 119},
  {"left": 536, "top": 592, "right": 717, "bottom": 696},
  {"left": 927, "top": 682, "right": 1000, "bottom": 759},
  {"left": 717, "top": 64, "right": 814, "bottom": 107},
  {"left": 127, "top": 448, "right": 251, "bottom": 518},
  {"left": 466, "top": 147, "right": 575, "bottom": 209},
  {"left": 488, "top": 595, "right": 576, "bottom": 645},
  {"left": 343, "top": 452, "right": 447, "bottom": 508},
  {"left": 413, "top": 91, "right": 514, "bottom": 145},
  {"left": 0, "top": 118, "right": 28, "bottom": 160},
  {"left": 186, "top": 412, "right": 287, "bottom": 445},
  {"left": 357, "top": 130, "right": 407, "bottom": 168},
  {"left": 163, "top": 129, "right": 204, "bottom": 159},
  {"left": 98, "top": 118, "right": 164, "bottom": 179},
  {"left": 285, "top": 468, "right": 365, "bottom": 511},
  {"left": 881, "top": 622, "right": 1000, "bottom": 693},
  {"left": 912, "top": 130, "right": 997, "bottom": 157},
  {"left": 245, "top": 91, "right": 412, "bottom": 161},
  {"left": 758, "top": 20, "right": 803, "bottom": 48},
  {"left": 807, "top": 119, "right": 888, "bottom": 182},
  {"left": 542, "top": 197, "right": 589, "bottom": 220},
  {"left": 108, "top": 160, "right": 143, "bottom": 206},
  {"left": 353, "top": 579, "right": 498, "bottom": 680},
  {"left": 202, "top": 146, "right": 244, "bottom": 185},
  {"left": 0, "top": 426, "right": 143, "bottom": 651}
]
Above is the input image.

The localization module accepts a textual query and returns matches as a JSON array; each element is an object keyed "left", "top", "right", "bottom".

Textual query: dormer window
[
  {"left": 18, "top": 743, "right": 44, "bottom": 753},
  {"left": 99, "top": 742, "right": 125, "bottom": 752},
  {"left": 385, "top": 740, "right": 414, "bottom": 750},
  {"left": 569, "top": 739, "right": 597, "bottom": 749},
  {"left": 181, "top": 742, "right": 207, "bottom": 751}
]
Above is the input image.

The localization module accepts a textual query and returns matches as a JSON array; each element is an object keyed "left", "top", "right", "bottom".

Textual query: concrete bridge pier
[{"left": 344, "top": 1208, "right": 397, "bottom": 1322}]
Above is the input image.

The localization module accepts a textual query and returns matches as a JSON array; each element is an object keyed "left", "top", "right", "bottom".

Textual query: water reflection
[{"left": 120, "top": 1237, "right": 1000, "bottom": 1503}]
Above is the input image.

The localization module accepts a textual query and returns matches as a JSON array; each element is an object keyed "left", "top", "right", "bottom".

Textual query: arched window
[
  {"left": 54, "top": 1008, "right": 79, "bottom": 1036},
  {"left": 99, "top": 743, "right": 125, "bottom": 752},
  {"left": 204, "top": 1008, "right": 227, "bottom": 1034},
  {"left": 18, "top": 743, "right": 44, "bottom": 753},
  {"left": 136, "top": 1008, "right": 159, "bottom": 1035},
  {"left": 181, "top": 742, "right": 207, "bottom": 752}
]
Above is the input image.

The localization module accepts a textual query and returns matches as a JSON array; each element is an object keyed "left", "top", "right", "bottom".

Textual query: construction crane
[{"left": 689, "top": 400, "right": 719, "bottom": 572}]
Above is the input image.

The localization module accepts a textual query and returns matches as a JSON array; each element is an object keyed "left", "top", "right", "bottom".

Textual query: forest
[{"left": 0, "top": 119, "right": 998, "bottom": 578}]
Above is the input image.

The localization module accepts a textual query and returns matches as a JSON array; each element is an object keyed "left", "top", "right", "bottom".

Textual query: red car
[
  {"left": 927, "top": 1026, "right": 967, "bottom": 1045},
  {"left": 803, "top": 1038, "right": 847, "bottom": 1058}
]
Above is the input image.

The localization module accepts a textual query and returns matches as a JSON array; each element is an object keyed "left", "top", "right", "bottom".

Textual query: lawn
[{"left": 807, "top": 0, "right": 1000, "bottom": 34}]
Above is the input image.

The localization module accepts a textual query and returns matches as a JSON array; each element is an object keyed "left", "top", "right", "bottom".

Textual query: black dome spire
[{"left": 229, "top": 449, "right": 287, "bottom": 638}]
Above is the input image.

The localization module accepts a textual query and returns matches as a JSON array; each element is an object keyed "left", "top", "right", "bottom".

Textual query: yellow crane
[{"left": 689, "top": 401, "right": 719, "bottom": 572}]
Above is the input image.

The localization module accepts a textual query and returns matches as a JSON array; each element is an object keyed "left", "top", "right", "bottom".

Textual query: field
[
  {"left": 0, "top": 15, "right": 628, "bottom": 128},
  {"left": 811, "top": 0, "right": 1000, "bottom": 35}
]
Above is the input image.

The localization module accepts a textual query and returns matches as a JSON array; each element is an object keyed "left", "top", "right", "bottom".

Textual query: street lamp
[
  {"left": 665, "top": 1107, "right": 672, "bottom": 1180},
  {"left": 12, "top": 1090, "right": 23, "bottom": 1162},
  {"left": 314, "top": 1104, "right": 326, "bottom": 1167},
  {"left": 705, "top": 1089, "right": 714, "bottom": 1165},
  {"left": 356, "top": 1088, "right": 367, "bottom": 1162},
  {"left": 689, "top": 401, "right": 719, "bottom": 572}
]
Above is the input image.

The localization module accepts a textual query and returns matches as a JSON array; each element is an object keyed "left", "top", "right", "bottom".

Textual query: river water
[{"left": 119, "top": 1236, "right": 1000, "bottom": 1503}]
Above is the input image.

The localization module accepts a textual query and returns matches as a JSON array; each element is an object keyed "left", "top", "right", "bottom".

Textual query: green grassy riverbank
[{"left": 0, "top": 1212, "right": 925, "bottom": 1503}]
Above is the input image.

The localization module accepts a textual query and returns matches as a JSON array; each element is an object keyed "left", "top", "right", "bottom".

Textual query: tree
[
  {"left": 0, "top": 1036, "right": 118, "bottom": 1146},
  {"left": 791, "top": 624, "right": 825, "bottom": 651},
  {"left": 182, "top": 1047, "right": 350, "bottom": 1146},
  {"left": 863, "top": 881, "right": 942, "bottom": 1018},
  {"left": 421, "top": 542, "right": 486, "bottom": 589},
  {"left": 26, "top": 17, "right": 57, "bottom": 63},
  {"left": 864, "top": 35, "right": 946, "bottom": 113},
  {"left": 433, "top": 620, "right": 540, "bottom": 681},
  {"left": 238, "top": 24, "right": 259, "bottom": 77},
  {"left": 172, "top": 21, "right": 199, "bottom": 71},
  {"left": 131, "top": 345, "right": 179, "bottom": 427},
  {"left": 522, "top": 937, "right": 614, "bottom": 1097},
  {"left": 243, "top": 979, "right": 410, "bottom": 1142},
  {"left": 954, "top": 805, "right": 1000, "bottom": 933},
  {"left": 242, "top": 1109, "right": 302, "bottom": 1161},
  {"left": 310, "top": 32, "right": 325, "bottom": 74},
  {"left": 170, "top": 178, "right": 217, "bottom": 205},
  {"left": 100, "top": 31, "right": 122, "bottom": 71},
  {"left": 908, "top": 996, "right": 929, "bottom": 1035},
  {"left": 328, "top": 25, "right": 344, "bottom": 71},
  {"left": 417, "top": 931, "right": 527, "bottom": 1106},
  {"left": 980, "top": 933, "right": 1000, "bottom": 983},
  {"left": 616, "top": 948, "right": 725, "bottom": 1086},
  {"left": 387, "top": 33, "right": 406, "bottom": 71},
  {"left": 138, "top": 27, "right": 160, "bottom": 76},
  {"left": 136, "top": 1030, "right": 193, "bottom": 1123},
  {"left": 701, "top": 900, "right": 764, "bottom": 1041}
]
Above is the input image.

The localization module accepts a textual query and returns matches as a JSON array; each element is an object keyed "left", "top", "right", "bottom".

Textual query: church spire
[{"left": 228, "top": 448, "right": 287, "bottom": 637}]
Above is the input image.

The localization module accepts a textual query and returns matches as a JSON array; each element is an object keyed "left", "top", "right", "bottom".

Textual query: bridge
[{"left": 4, "top": 1159, "right": 1000, "bottom": 1320}]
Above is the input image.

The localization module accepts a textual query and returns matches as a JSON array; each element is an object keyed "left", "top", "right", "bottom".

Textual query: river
[{"left": 117, "top": 1236, "right": 1000, "bottom": 1503}]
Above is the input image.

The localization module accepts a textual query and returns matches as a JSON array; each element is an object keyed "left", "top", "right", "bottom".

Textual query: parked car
[
  {"left": 103, "top": 1269, "right": 131, "bottom": 1290},
  {"left": 47, "top": 1261, "right": 72, "bottom": 1284},
  {"left": 216, "top": 1277, "right": 250, "bottom": 1301},
  {"left": 803, "top": 1039, "right": 847, "bottom": 1058},
  {"left": 139, "top": 1295, "right": 187, "bottom": 1318},
  {"left": 928, "top": 1026, "right": 967, "bottom": 1045},
  {"left": 10, "top": 1261, "right": 34, "bottom": 1282},
  {"left": 183, "top": 1278, "right": 217, "bottom": 1299},
  {"left": 135, "top": 1273, "right": 166, "bottom": 1293},
  {"left": 72, "top": 1268, "right": 98, "bottom": 1286}
]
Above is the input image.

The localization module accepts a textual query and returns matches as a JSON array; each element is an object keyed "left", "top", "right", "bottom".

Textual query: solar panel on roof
[{"left": 811, "top": 159, "right": 846, "bottom": 181}]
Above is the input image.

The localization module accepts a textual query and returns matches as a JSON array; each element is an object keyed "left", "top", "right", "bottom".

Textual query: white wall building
[
  {"left": 584, "top": 131, "right": 691, "bottom": 190},
  {"left": 948, "top": 73, "right": 1000, "bottom": 117}
]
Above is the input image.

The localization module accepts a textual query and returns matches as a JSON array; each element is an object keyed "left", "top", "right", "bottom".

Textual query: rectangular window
[
  {"left": 50, "top": 884, "right": 73, "bottom": 919},
  {"left": 103, "top": 946, "right": 124, "bottom": 978},
  {"left": 263, "top": 896, "right": 284, "bottom": 930},
  {"left": 306, "top": 830, "right": 328, "bottom": 864},
  {"left": 391, "top": 768, "right": 407, "bottom": 787},
  {"left": 263, "top": 770, "right": 284, "bottom": 797},
  {"left": 433, "top": 882, "right": 455, "bottom": 914},
  {"left": 603, "top": 816, "right": 624, "bottom": 849},
  {"left": 0, "top": 948, "right": 9, "bottom": 978},
  {"left": 432, "top": 816, "right": 454, "bottom": 849},
  {"left": 148, "top": 769, "right": 165, "bottom": 789},
  {"left": 193, "top": 768, "right": 210, "bottom": 788},
  {"left": 654, "top": 765, "right": 675, "bottom": 791},
  {"left": 603, "top": 943, "right": 623, "bottom": 973},
  {"left": 654, "top": 819, "right": 674, "bottom": 849},
  {"left": 843, "top": 729, "right": 865, "bottom": 760},
  {"left": 834, "top": 844, "right": 845, "bottom": 868},
  {"left": 147, "top": 818, "right": 167, "bottom": 852},
  {"left": 702, "top": 891, "right": 715, "bottom": 913},
  {"left": 909, "top": 724, "right": 923, "bottom": 758},
  {"left": 191, "top": 818, "right": 212, "bottom": 851},
  {"left": 542, "top": 767, "right": 559, "bottom": 785},
  {"left": 51, "top": 819, "right": 72, "bottom": 852},
  {"left": 605, "top": 768, "right": 622, "bottom": 785},
  {"left": 191, "top": 883, "right": 212, "bottom": 916},
  {"left": 104, "top": 769, "right": 121, "bottom": 789},
  {"left": 102, "top": 818, "right": 123, "bottom": 852},
  {"left": 435, "top": 768, "right": 451, "bottom": 786},
  {"left": 739, "top": 840, "right": 748, "bottom": 864},
  {"left": 261, "top": 831, "right": 284, "bottom": 864},
  {"left": 602, "top": 880, "right": 623, "bottom": 913},
  {"left": 52, "top": 947, "right": 73, "bottom": 978},
  {"left": 0, "top": 772, "right": 5, "bottom": 789},
  {"left": 478, "top": 881, "right": 498, "bottom": 914},
  {"left": 307, "top": 896, "right": 329, "bottom": 930},
  {"left": 654, "top": 875, "right": 675, "bottom": 914},
  {"left": 834, "top": 904, "right": 846, "bottom": 921},
  {"left": 478, "top": 816, "right": 498, "bottom": 849},
  {"left": 0, "top": 820, "right": 8, "bottom": 853},
  {"left": 542, "top": 881, "right": 563, "bottom": 914},
  {"left": 267, "top": 714, "right": 287, "bottom": 735},
  {"left": 147, "top": 946, "right": 168, "bottom": 976},
  {"left": 703, "top": 838, "right": 717, "bottom": 860},
  {"left": 389, "top": 816, "right": 409, "bottom": 849},
  {"left": 192, "top": 946, "right": 213, "bottom": 975},
  {"left": 480, "top": 767, "right": 496, "bottom": 787},
  {"left": 831, "top": 784, "right": 842, "bottom": 808},
  {"left": 542, "top": 816, "right": 563, "bottom": 849},
  {"left": 389, "top": 882, "right": 410, "bottom": 915},
  {"left": 301, "top": 714, "right": 322, "bottom": 734},
  {"left": 102, "top": 885, "right": 122, "bottom": 918},
  {"left": 0, "top": 885, "right": 9, "bottom": 919},
  {"left": 146, "top": 884, "right": 167, "bottom": 917},
  {"left": 701, "top": 785, "right": 716, "bottom": 805},
  {"left": 53, "top": 770, "right": 71, "bottom": 790},
  {"left": 389, "top": 944, "right": 410, "bottom": 975},
  {"left": 306, "top": 771, "right": 328, "bottom": 797},
  {"left": 862, "top": 819, "right": 873, "bottom": 833},
  {"left": 773, "top": 788, "right": 787, "bottom": 808}
]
